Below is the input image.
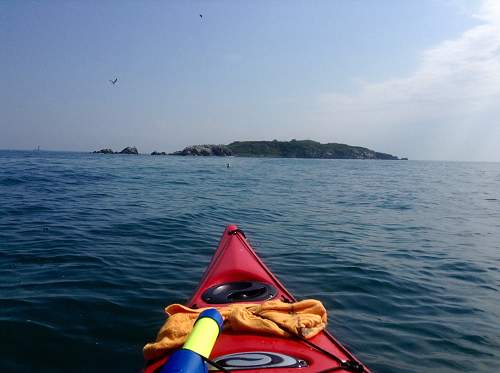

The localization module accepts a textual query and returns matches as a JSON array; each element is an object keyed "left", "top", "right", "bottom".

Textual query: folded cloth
[{"left": 143, "top": 299, "right": 327, "bottom": 360}]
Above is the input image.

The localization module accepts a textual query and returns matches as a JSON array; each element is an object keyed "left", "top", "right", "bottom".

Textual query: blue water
[{"left": 1, "top": 150, "right": 499, "bottom": 372}]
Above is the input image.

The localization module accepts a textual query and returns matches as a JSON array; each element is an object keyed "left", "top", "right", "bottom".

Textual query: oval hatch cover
[{"left": 209, "top": 351, "right": 307, "bottom": 370}]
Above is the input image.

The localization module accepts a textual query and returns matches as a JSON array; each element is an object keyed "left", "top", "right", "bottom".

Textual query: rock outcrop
[
  {"left": 93, "top": 148, "right": 114, "bottom": 154},
  {"left": 118, "top": 147, "right": 139, "bottom": 155},
  {"left": 93, "top": 147, "right": 139, "bottom": 155},
  {"left": 170, "top": 145, "right": 232, "bottom": 156},
  {"left": 151, "top": 151, "right": 167, "bottom": 155}
]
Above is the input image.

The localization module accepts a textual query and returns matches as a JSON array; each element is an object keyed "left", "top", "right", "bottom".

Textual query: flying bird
[
  {"left": 109, "top": 78, "right": 118, "bottom": 85},
  {"left": 199, "top": 14, "right": 203, "bottom": 19}
]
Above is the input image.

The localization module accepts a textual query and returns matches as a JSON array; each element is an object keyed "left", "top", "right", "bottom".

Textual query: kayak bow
[{"left": 145, "top": 225, "right": 369, "bottom": 373}]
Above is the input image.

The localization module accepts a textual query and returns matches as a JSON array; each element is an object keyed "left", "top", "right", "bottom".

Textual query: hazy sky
[{"left": 1, "top": 0, "right": 499, "bottom": 160}]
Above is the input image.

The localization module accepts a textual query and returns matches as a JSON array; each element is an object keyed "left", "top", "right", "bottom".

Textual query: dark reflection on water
[{"left": 1, "top": 151, "right": 499, "bottom": 372}]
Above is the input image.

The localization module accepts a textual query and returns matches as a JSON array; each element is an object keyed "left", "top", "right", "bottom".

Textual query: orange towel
[{"left": 143, "top": 299, "right": 327, "bottom": 360}]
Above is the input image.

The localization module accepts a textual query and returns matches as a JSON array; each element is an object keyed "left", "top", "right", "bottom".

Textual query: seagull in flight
[{"left": 109, "top": 78, "right": 118, "bottom": 85}]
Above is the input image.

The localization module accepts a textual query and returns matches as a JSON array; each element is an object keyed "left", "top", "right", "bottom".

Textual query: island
[{"left": 170, "top": 140, "right": 399, "bottom": 160}]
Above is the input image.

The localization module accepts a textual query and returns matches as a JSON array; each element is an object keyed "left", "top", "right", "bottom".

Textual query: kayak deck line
[{"left": 144, "top": 225, "right": 370, "bottom": 373}]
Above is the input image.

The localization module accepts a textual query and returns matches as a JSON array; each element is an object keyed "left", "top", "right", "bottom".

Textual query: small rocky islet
[
  {"left": 93, "top": 147, "right": 138, "bottom": 155},
  {"left": 93, "top": 140, "right": 404, "bottom": 159}
]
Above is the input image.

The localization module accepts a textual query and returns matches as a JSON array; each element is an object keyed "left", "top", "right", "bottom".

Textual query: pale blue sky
[{"left": 2, "top": 0, "right": 499, "bottom": 160}]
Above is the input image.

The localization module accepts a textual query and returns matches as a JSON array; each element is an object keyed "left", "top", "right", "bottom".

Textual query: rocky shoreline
[{"left": 170, "top": 144, "right": 232, "bottom": 156}]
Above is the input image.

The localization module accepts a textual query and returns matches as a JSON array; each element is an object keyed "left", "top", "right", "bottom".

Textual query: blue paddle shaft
[{"left": 159, "top": 349, "right": 207, "bottom": 373}]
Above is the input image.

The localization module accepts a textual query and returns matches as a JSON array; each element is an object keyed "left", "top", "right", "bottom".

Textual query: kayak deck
[{"left": 144, "top": 225, "right": 369, "bottom": 373}]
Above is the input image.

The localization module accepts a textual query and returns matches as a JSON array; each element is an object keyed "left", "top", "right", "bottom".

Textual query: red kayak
[{"left": 145, "top": 225, "right": 369, "bottom": 372}]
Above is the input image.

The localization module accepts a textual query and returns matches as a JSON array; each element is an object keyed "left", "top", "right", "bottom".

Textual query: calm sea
[{"left": 0, "top": 150, "right": 499, "bottom": 372}]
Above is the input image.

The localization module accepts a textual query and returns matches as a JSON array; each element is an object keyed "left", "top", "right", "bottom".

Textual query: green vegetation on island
[{"left": 171, "top": 140, "right": 399, "bottom": 159}]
